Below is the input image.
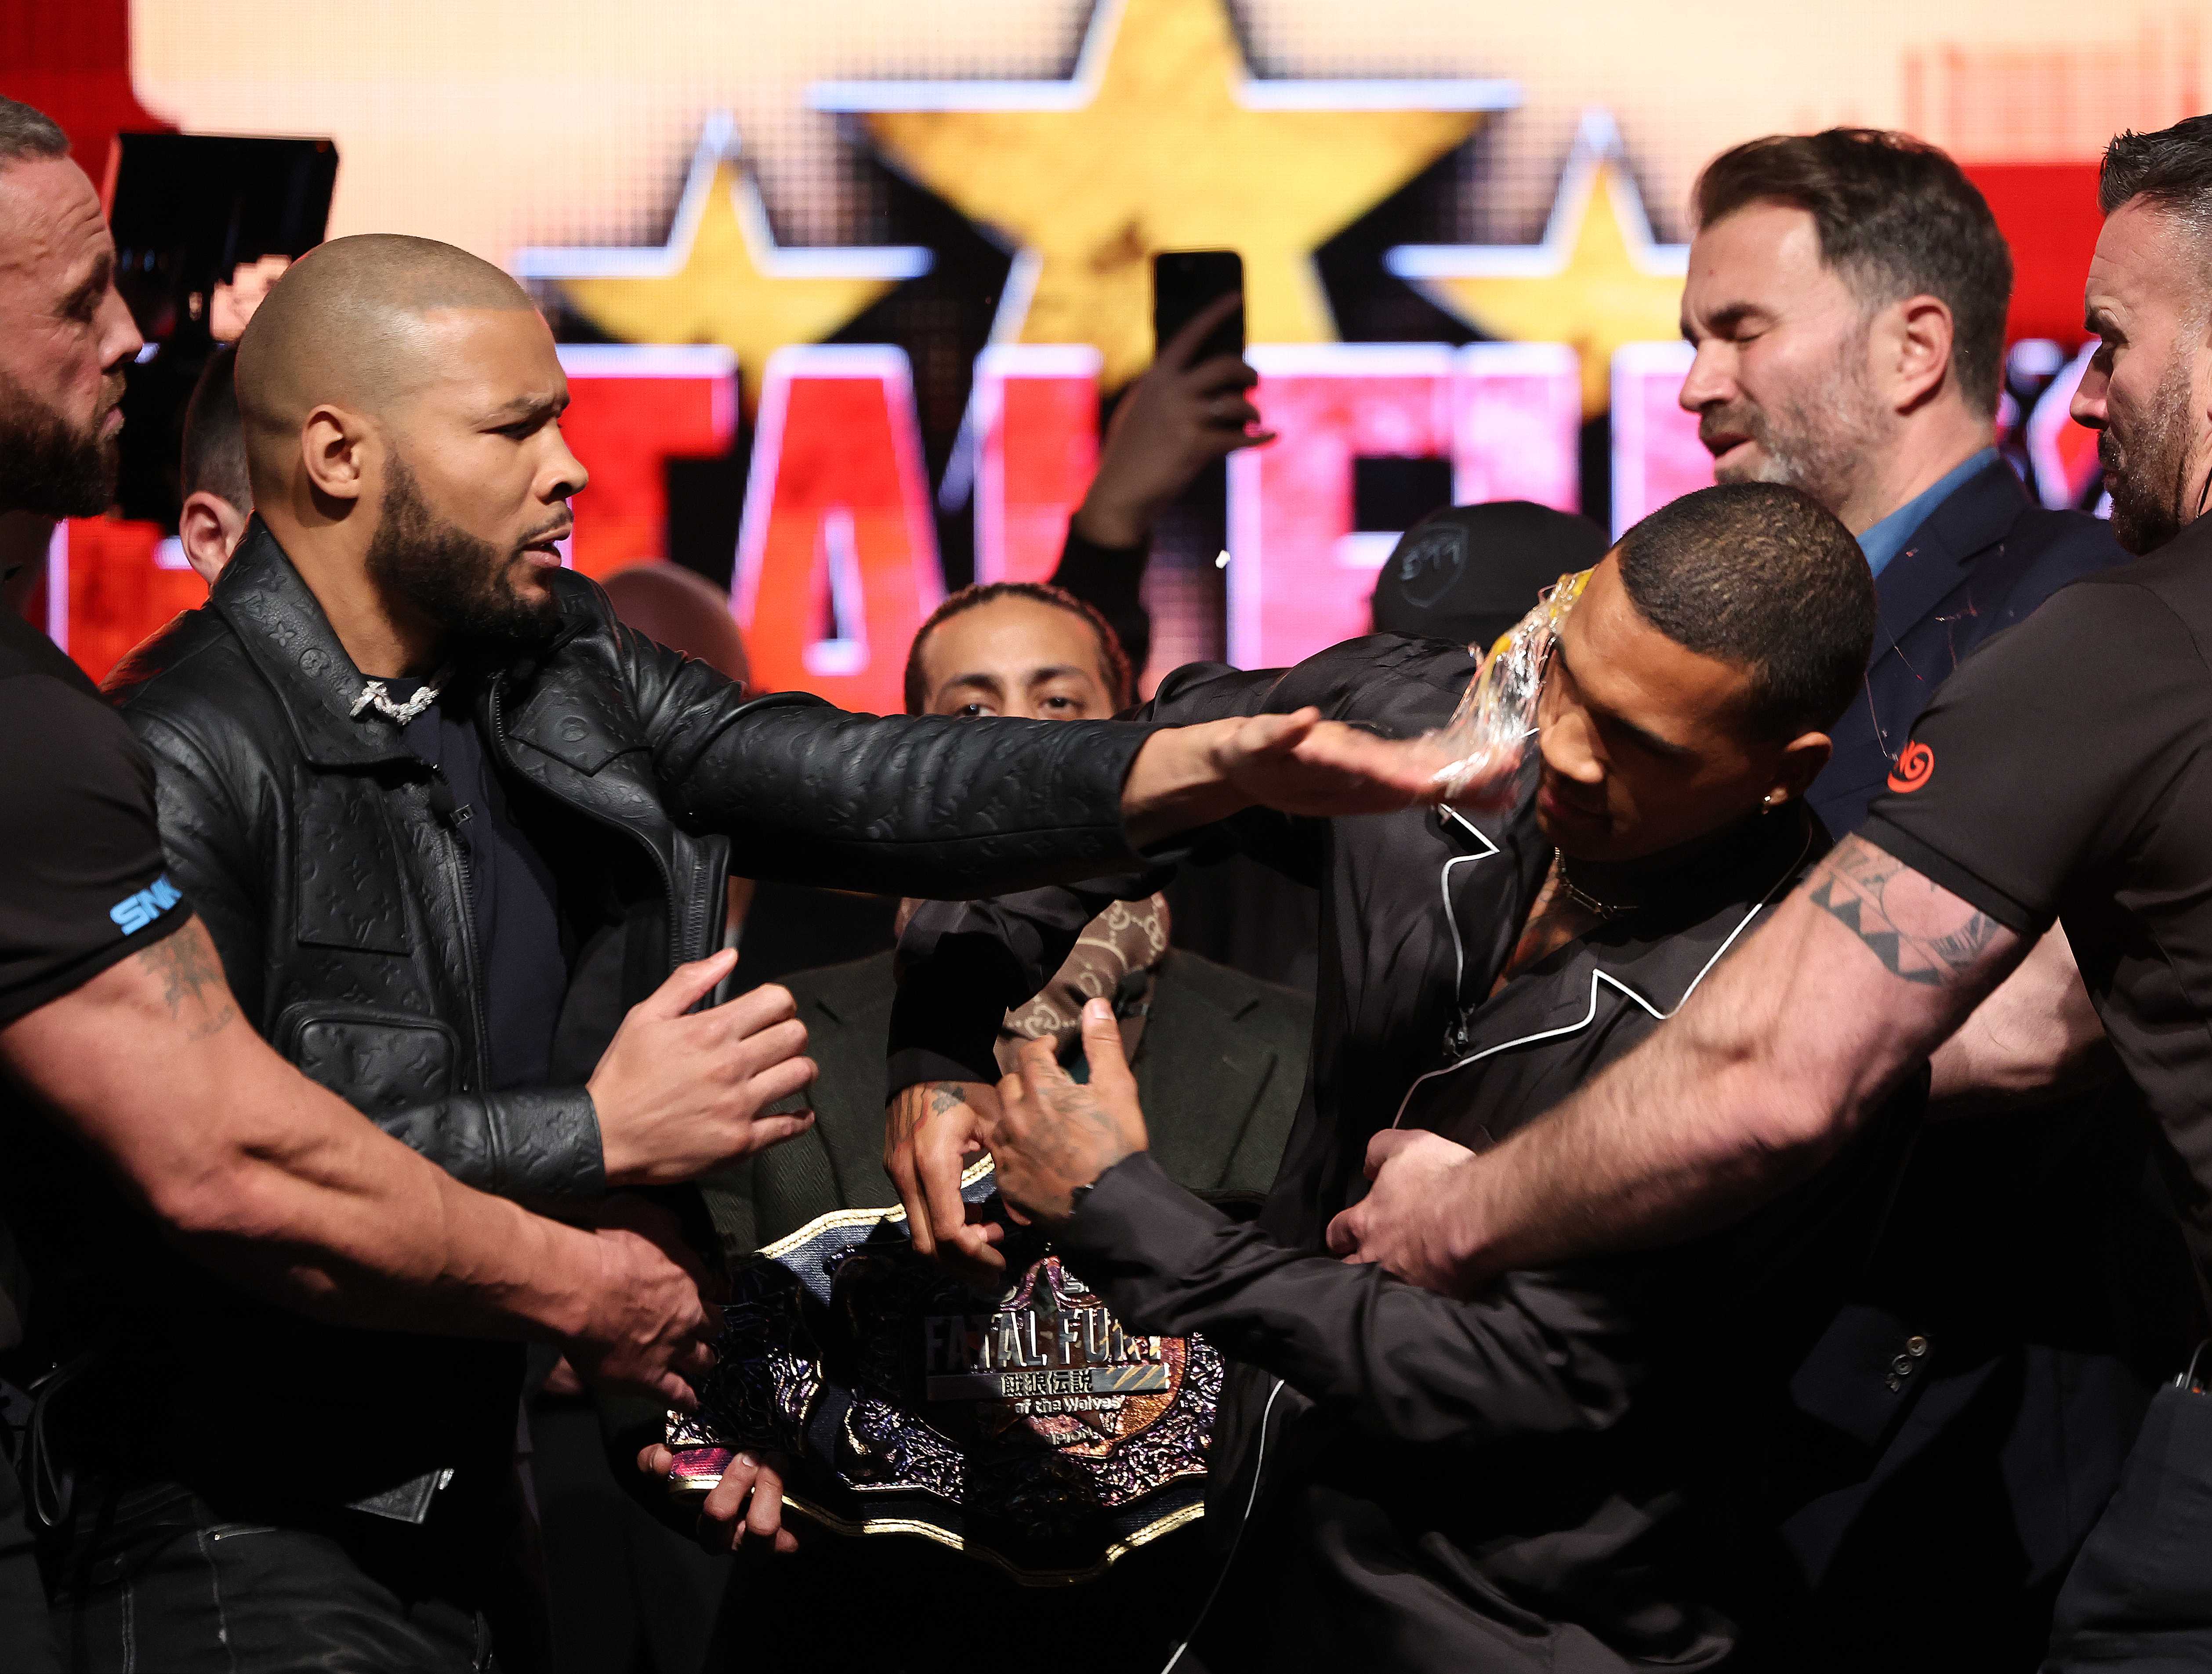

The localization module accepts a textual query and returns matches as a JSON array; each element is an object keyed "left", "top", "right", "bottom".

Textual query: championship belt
[{"left": 664, "top": 1161, "right": 1218, "bottom": 1583}]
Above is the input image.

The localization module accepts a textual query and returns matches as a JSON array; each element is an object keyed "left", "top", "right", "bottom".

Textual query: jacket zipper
[
  {"left": 434, "top": 769, "right": 496, "bottom": 1092},
  {"left": 486, "top": 678, "right": 701, "bottom": 972}
]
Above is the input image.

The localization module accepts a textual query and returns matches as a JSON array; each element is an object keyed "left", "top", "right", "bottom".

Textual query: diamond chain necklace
[{"left": 349, "top": 677, "right": 442, "bottom": 726}]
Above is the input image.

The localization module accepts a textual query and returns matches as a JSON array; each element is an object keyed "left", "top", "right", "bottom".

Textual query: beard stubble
[
  {"left": 2101, "top": 349, "right": 2202, "bottom": 555},
  {"left": 1700, "top": 324, "right": 1886, "bottom": 516},
  {"left": 0, "top": 366, "right": 122, "bottom": 519},
  {"left": 363, "top": 453, "right": 564, "bottom": 651}
]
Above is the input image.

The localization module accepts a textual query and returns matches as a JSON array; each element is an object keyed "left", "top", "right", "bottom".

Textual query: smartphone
[{"left": 1152, "top": 249, "right": 1244, "bottom": 365}]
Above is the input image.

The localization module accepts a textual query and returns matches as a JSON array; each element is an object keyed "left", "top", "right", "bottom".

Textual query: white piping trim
[
  {"left": 1436, "top": 806, "right": 1501, "bottom": 1008},
  {"left": 1391, "top": 823, "right": 1813, "bottom": 1128},
  {"left": 1158, "top": 1376, "right": 1287, "bottom": 1674}
]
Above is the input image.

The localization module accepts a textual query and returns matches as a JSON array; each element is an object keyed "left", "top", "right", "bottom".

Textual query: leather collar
[
  {"left": 210, "top": 520, "right": 419, "bottom": 771},
  {"left": 209, "top": 518, "right": 606, "bottom": 772},
  {"left": 1867, "top": 458, "right": 2031, "bottom": 668}
]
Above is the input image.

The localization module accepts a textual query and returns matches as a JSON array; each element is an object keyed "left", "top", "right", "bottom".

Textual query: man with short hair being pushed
[{"left": 890, "top": 482, "right": 1923, "bottom": 1670}]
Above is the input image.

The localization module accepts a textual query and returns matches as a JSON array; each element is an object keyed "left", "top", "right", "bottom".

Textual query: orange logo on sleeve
[{"left": 1887, "top": 741, "right": 1933, "bottom": 793}]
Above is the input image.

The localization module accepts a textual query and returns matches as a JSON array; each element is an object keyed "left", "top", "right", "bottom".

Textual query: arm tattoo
[
  {"left": 928, "top": 1083, "right": 967, "bottom": 1119},
  {"left": 1806, "top": 842, "right": 1999, "bottom": 987},
  {"left": 138, "top": 924, "right": 238, "bottom": 1041}
]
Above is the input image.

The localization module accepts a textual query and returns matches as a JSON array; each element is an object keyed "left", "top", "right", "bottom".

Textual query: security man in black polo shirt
[
  {"left": 1333, "top": 112, "right": 2212, "bottom": 1671},
  {"left": 0, "top": 93, "right": 731, "bottom": 1672}
]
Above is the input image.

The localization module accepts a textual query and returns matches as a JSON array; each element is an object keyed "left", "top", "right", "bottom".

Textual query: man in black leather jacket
[{"left": 77, "top": 234, "right": 1434, "bottom": 1673}]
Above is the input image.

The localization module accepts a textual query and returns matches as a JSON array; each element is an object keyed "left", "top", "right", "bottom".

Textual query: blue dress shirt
[{"left": 1853, "top": 446, "right": 2002, "bottom": 577}]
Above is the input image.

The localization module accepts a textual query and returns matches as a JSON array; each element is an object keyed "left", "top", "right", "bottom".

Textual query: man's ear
[
  {"left": 298, "top": 403, "right": 374, "bottom": 506},
  {"left": 1882, "top": 293, "right": 1957, "bottom": 416},
  {"left": 1766, "top": 730, "right": 1833, "bottom": 805},
  {"left": 177, "top": 491, "right": 247, "bottom": 589}
]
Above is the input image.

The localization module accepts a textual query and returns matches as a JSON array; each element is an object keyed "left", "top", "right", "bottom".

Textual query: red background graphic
[{"left": 0, "top": 0, "right": 2125, "bottom": 691}]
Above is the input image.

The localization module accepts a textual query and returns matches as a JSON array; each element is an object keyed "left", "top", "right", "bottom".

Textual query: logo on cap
[
  {"left": 1394, "top": 525, "right": 1468, "bottom": 609},
  {"left": 1887, "top": 741, "right": 1933, "bottom": 794}
]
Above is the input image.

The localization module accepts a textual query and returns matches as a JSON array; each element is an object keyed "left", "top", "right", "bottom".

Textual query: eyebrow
[
  {"left": 60, "top": 249, "right": 112, "bottom": 315},
  {"left": 1024, "top": 663, "right": 1093, "bottom": 686},
  {"left": 1680, "top": 301, "right": 1767, "bottom": 343},
  {"left": 939, "top": 671, "right": 1007, "bottom": 698},
  {"left": 1552, "top": 640, "right": 1698, "bottom": 760},
  {"left": 481, "top": 389, "right": 568, "bottom": 426}
]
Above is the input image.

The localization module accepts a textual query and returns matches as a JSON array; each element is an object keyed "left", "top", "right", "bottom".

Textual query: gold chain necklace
[{"left": 1555, "top": 858, "right": 1639, "bottom": 920}]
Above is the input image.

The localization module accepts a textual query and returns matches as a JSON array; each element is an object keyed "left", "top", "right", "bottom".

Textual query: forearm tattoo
[
  {"left": 1806, "top": 841, "right": 1999, "bottom": 988},
  {"left": 927, "top": 1083, "right": 967, "bottom": 1119},
  {"left": 138, "top": 922, "right": 238, "bottom": 1040}
]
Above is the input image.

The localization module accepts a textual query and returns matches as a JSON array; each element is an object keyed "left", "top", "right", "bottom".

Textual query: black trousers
[
  {"left": 1, "top": 1459, "right": 59, "bottom": 1674},
  {"left": 2046, "top": 1384, "right": 2212, "bottom": 1671},
  {"left": 48, "top": 1472, "right": 542, "bottom": 1674}
]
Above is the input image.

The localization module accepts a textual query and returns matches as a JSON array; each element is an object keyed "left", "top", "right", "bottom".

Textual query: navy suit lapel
[{"left": 1867, "top": 461, "right": 2029, "bottom": 668}]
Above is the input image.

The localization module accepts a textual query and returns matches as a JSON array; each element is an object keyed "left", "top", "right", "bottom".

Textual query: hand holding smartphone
[{"left": 1151, "top": 249, "right": 1244, "bottom": 365}]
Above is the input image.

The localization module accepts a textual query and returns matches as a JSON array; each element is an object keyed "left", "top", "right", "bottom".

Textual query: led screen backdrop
[{"left": 7, "top": 0, "right": 2199, "bottom": 697}]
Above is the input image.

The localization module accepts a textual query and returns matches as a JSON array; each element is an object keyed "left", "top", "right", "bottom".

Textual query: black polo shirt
[
  {"left": 1863, "top": 512, "right": 2212, "bottom": 1228},
  {"left": 0, "top": 608, "right": 190, "bottom": 1359},
  {"left": 0, "top": 612, "right": 189, "bottom": 1024}
]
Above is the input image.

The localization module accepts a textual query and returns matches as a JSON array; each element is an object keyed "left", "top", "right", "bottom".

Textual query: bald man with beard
[{"left": 83, "top": 234, "right": 1439, "bottom": 1672}]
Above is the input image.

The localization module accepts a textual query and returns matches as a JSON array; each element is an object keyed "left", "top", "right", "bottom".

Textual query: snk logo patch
[{"left": 109, "top": 874, "right": 181, "bottom": 935}]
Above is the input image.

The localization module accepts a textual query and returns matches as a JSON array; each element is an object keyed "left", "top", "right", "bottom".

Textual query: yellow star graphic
[
  {"left": 811, "top": 0, "right": 1512, "bottom": 388},
  {"left": 514, "top": 115, "right": 932, "bottom": 409},
  {"left": 1387, "top": 111, "right": 1687, "bottom": 419}
]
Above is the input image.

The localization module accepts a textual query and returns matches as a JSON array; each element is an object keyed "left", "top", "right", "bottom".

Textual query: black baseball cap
[{"left": 1371, "top": 500, "right": 1610, "bottom": 652}]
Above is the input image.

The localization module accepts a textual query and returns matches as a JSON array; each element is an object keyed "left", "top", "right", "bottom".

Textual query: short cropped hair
[
  {"left": 181, "top": 344, "right": 251, "bottom": 511},
  {"left": 2100, "top": 116, "right": 2212, "bottom": 237},
  {"left": 1693, "top": 129, "right": 2012, "bottom": 417},
  {"left": 904, "top": 582, "right": 1134, "bottom": 715},
  {"left": 1614, "top": 482, "right": 1875, "bottom": 739},
  {"left": 0, "top": 97, "right": 68, "bottom": 167}
]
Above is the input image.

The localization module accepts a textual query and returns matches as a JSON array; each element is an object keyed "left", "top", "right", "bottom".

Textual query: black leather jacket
[{"left": 95, "top": 522, "right": 1157, "bottom": 1505}]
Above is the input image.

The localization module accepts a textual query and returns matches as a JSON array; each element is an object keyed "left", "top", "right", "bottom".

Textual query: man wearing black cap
[{"left": 1369, "top": 500, "right": 1610, "bottom": 655}]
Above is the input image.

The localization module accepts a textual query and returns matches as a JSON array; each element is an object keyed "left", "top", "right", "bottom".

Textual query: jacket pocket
[
  {"left": 278, "top": 1004, "right": 457, "bottom": 1109},
  {"left": 294, "top": 779, "right": 410, "bottom": 954}
]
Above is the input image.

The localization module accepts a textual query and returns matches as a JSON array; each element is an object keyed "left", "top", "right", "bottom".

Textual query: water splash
[{"left": 1425, "top": 569, "right": 1589, "bottom": 800}]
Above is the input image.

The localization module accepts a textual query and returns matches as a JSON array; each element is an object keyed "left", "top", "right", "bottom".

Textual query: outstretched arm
[
  {"left": 1329, "top": 836, "right": 2028, "bottom": 1292},
  {"left": 623, "top": 619, "right": 1447, "bottom": 899}
]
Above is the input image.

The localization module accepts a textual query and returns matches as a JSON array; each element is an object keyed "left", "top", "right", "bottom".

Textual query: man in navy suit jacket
[
  {"left": 1810, "top": 453, "right": 2122, "bottom": 836},
  {"left": 1677, "top": 129, "right": 2194, "bottom": 1670}
]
